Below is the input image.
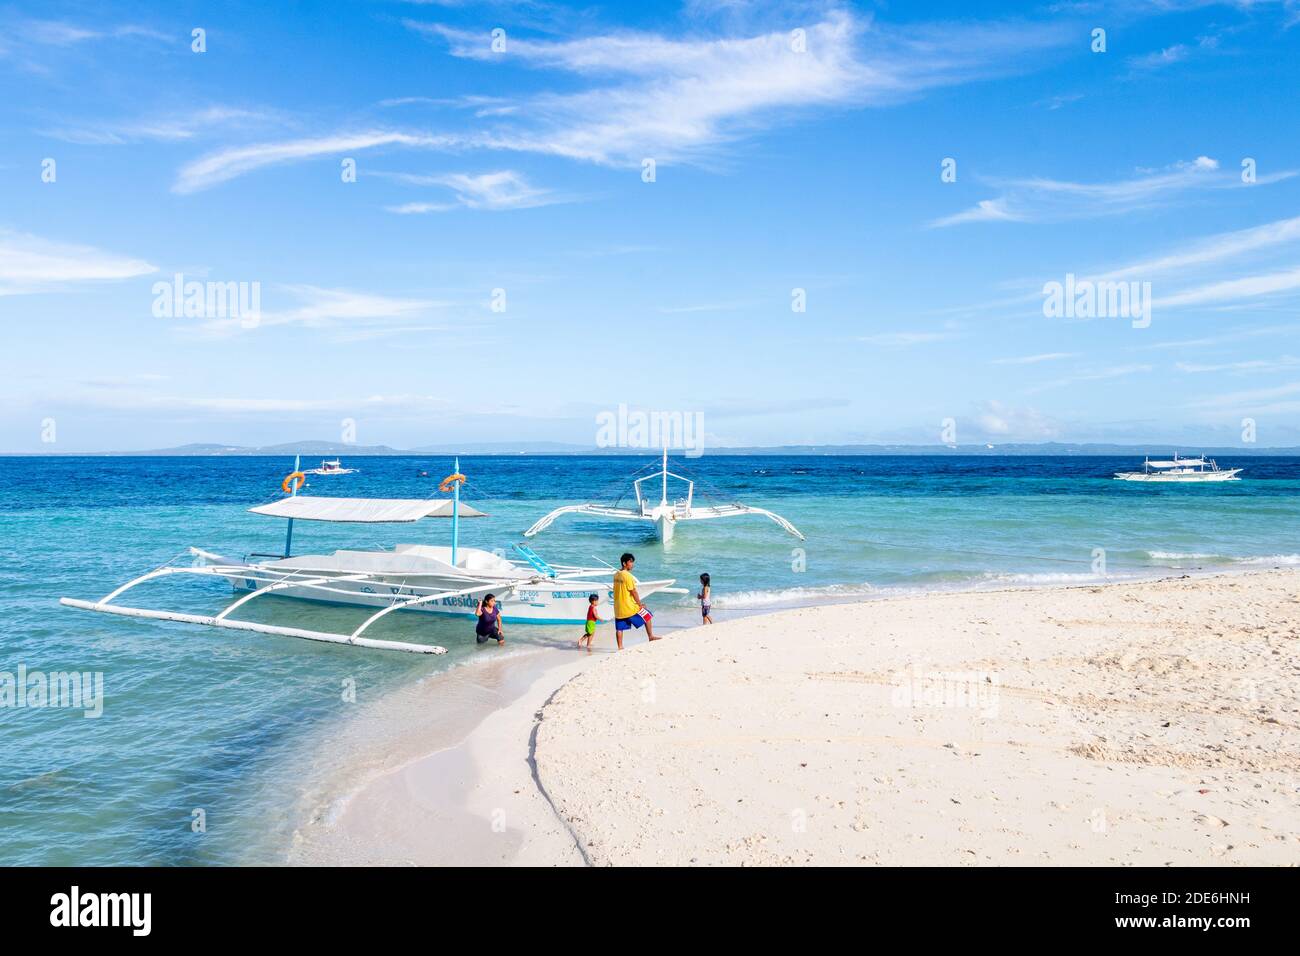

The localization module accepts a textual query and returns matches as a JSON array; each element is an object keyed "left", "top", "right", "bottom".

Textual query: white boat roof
[
  {"left": 1149, "top": 459, "right": 1205, "bottom": 467},
  {"left": 249, "top": 496, "right": 487, "bottom": 523},
  {"left": 262, "top": 544, "right": 517, "bottom": 574}
]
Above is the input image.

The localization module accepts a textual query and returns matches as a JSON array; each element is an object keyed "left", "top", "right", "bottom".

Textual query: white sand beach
[{"left": 294, "top": 570, "right": 1300, "bottom": 866}]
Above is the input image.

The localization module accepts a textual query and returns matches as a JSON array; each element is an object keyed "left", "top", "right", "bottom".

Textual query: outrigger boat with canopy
[
  {"left": 307, "top": 458, "right": 356, "bottom": 475},
  {"left": 524, "top": 449, "right": 805, "bottom": 543},
  {"left": 1113, "top": 454, "right": 1242, "bottom": 482},
  {"left": 60, "top": 459, "right": 677, "bottom": 655}
]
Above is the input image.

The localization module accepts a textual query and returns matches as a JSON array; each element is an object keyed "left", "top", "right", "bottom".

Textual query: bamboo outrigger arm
[
  {"left": 523, "top": 504, "right": 634, "bottom": 537},
  {"left": 523, "top": 502, "right": 805, "bottom": 540},
  {"left": 697, "top": 504, "right": 806, "bottom": 540},
  {"left": 522, "top": 449, "right": 804, "bottom": 543},
  {"left": 60, "top": 563, "right": 521, "bottom": 655}
]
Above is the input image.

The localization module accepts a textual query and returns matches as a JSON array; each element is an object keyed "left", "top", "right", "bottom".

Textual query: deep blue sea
[{"left": 1, "top": 453, "right": 1297, "bottom": 864}]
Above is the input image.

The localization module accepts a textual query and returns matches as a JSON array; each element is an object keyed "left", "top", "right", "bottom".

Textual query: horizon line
[{"left": 5, "top": 441, "right": 1297, "bottom": 457}]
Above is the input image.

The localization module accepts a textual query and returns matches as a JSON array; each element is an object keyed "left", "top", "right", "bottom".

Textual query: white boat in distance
[
  {"left": 60, "top": 459, "right": 677, "bottom": 655},
  {"left": 306, "top": 458, "right": 356, "bottom": 475},
  {"left": 1114, "top": 455, "right": 1243, "bottom": 482},
  {"left": 525, "top": 449, "right": 804, "bottom": 543}
]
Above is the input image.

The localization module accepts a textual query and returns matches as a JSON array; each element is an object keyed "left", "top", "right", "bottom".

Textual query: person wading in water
[{"left": 474, "top": 593, "right": 505, "bottom": 646}]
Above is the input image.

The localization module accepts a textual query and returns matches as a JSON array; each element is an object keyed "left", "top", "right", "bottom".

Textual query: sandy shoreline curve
[
  {"left": 287, "top": 645, "right": 595, "bottom": 866},
  {"left": 291, "top": 570, "right": 1300, "bottom": 866}
]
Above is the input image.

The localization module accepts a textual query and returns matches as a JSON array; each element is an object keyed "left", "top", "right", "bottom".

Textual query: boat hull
[
  {"left": 208, "top": 560, "right": 671, "bottom": 625},
  {"left": 1113, "top": 470, "right": 1242, "bottom": 482},
  {"left": 224, "top": 575, "right": 601, "bottom": 623}
]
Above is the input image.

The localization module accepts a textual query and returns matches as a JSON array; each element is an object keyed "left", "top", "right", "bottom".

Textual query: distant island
[{"left": 9, "top": 440, "right": 1300, "bottom": 457}]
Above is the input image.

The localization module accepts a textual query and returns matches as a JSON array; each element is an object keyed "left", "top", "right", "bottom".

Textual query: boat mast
[
  {"left": 284, "top": 454, "right": 300, "bottom": 558},
  {"left": 661, "top": 446, "right": 668, "bottom": 507},
  {"left": 451, "top": 456, "right": 461, "bottom": 566}
]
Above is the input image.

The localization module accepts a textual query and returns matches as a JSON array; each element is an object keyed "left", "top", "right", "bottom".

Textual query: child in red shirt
[{"left": 579, "top": 594, "right": 601, "bottom": 651}]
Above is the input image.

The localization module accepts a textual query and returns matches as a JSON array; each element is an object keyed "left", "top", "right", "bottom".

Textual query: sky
[{"left": 3, "top": 0, "right": 1300, "bottom": 452}]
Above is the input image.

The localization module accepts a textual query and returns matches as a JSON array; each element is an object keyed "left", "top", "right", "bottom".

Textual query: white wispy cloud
[
  {"left": 1135, "top": 323, "right": 1300, "bottom": 351},
  {"left": 930, "top": 198, "right": 1024, "bottom": 228},
  {"left": 858, "top": 331, "right": 956, "bottom": 346},
  {"left": 45, "top": 107, "right": 281, "bottom": 146},
  {"left": 191, "top": 284, "right": 449, "bottom": 337},
  {"left": 9, "top": 19, "right": 168, "bottom": 47},
  {"left": 1037, "top": 92, "right": 1084, "bottom": 110},
  {"left": 78, "top": 373, "right": 169, "bottom": 389},
  {"left": 1156, "top": 266, "right": 1300, "bottom": 309},
  {"left": 1024, "top": 364, "right": 1152, "bottom": 394},
  {"left": 379, "top": 94, "right": 519, "bottom": 117},
  {"left": 1127, "top": 34, "right": 1219, "bottom": 72},
  {"left": 172, "top": 10, "right": 1076, "bottom": 192},
  {"left": 0, "top": 17, "right": 168, "bottom": 71},
  {"left": 1129, "top": 43, "right": 1194, "bottom": 70},
  {"left": 1096, "top": 214, "right": 1300, "bottom": 282},
  {"left": 565, "top": 243, "right": 661, "bottom": 258},
  {"left": 1176, "top": 356, "right": 1300, "bottom": 373},
  {"left": 384, "top": 170, "right": 567, "bottom": 212},
  {"left": 1189, "top": 380, "right": 1300, "bottom": 411},
  {"left": 386, "top": 202, "right": 458, "bottom": 215},
  {"left": 44, "top": 386, "right": 559, "bottom": 421},
  {"left": 173, "top": 131, "right": 453, "bottom": 194},
  {"left": 930, "top": 156, "right": 1295, "bottom": 228},
  {"left": 990, "top": 352, "right": 1079, "bottom": 365},
  {"left": 412, "top": 11, "right": 1074, "bottom": 166},
  {"left": 970, "top": 400, "right": 1060, "bottom": 440},
  {"left": 650, "top": 396, "right": 852, "bottom": 420},
  {"left": 1090, "top": 215, "right": 1300, "bottom": 314},
  {"left": 0, "top": 229, "right": 155, "bottom": 295},
  {"left": 948, "top": 213, "right": 1300, "bottom": 318},
  {"left": 268, "top": 285, "right": 444, "bottom": 326},
  {"left": 658, "top": 301, "right": 755, "bottom": 314},
  {"left": 58, "top": 390, "right": 433, "bottom": 416}
]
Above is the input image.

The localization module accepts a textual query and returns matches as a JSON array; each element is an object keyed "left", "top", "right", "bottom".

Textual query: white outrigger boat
[
  {"left": 307, "top": 458, "right": 355, "bottom": 475},
  {"left": 524, "top": 449, "right": 804, "bottom": 543},
  {"left": 1114, "top": 455, "right": 1242, "bottom": 482},
  {"left": 60, "top": 459, "right": 677, "bottom": 655}
]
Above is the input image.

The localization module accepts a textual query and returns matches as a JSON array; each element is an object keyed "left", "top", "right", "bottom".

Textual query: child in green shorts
[{"left": 580, "top": 593, "right": 601, "bottom": 651}]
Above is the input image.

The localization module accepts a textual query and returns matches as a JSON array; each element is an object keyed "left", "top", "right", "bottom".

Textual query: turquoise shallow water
[{"left": 1, "top": 453, "right": 1296, "bottom": 864}]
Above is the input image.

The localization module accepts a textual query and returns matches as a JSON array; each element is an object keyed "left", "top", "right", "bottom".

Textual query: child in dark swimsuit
[{"left": 475, "top": 594, "right": 504, "bottom": 645}]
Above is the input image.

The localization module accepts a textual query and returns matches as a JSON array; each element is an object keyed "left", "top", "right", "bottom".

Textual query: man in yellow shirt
[{"left": 612, "top": 552, "right": 657, "bottom": 649}]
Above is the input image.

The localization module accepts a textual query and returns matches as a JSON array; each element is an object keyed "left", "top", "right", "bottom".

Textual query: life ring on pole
[
  {"left": 439, "top": 473, "right": 467, "bottom": 493},
  {"left": 282, "top": 471, "right": 307, "bottom": 494}
]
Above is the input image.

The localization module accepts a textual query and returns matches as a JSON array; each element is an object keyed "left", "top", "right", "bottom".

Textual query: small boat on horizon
[
  {"left": 1114, "top": 454, "right": 1242, "bottom": 482},
  {"left": 307, "top": 458, "right": 356, "bottom": 475}
]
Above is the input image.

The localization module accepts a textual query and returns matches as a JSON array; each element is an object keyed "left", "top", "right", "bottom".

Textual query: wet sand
[{"left": 287, "top": 639, "right": 618, "bottom": 866}]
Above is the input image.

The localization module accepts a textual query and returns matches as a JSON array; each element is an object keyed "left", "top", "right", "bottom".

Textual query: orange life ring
[
  {"left": 282, "top": 471, "right": 307, "bottom": 494},
  {"left": 439, "top": 472, "right": 467, "bottom": 493}
]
